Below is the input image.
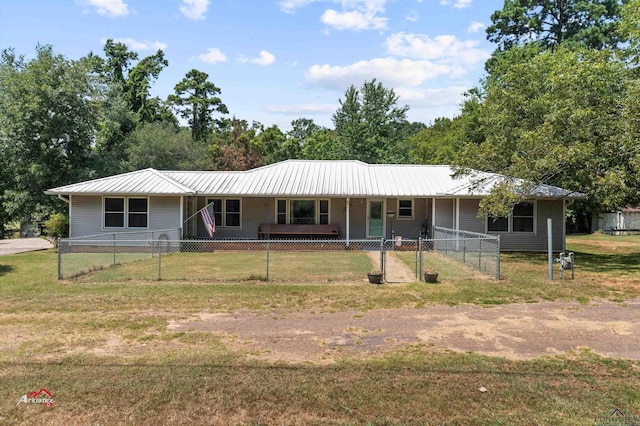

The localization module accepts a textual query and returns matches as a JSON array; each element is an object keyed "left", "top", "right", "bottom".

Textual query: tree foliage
[
  {"left": 125, "top": 122, "right": 210, "bottom": 171},
  {"left": 168, "top": 69, "right": 228, "bottom": 142},
  {"left": 333, "top": 79, "right": 410, "bottom": 163},
  {"left": 210, "top": 118, "right": 263, "bottom": 170},
  {"left": 487, "top": 0, "right": 626, "bottom": 52},
  {"left": 0, "top": 46, "right": 97, "bottom": 226},
  {"left": 463, "top": 47, "right": 640, "bottom": 217}
]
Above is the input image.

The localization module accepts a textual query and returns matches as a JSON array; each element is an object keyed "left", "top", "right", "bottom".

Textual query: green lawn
[{"left": 1, "top": 234, "right": 639, "bottom": 424}]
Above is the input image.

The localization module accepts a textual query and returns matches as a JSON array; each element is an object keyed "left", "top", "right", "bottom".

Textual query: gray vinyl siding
[
  {"left": 69, "top": 195, "right": 181, "bottom": 238},
  {"left": 457, "top": 198, "right": 564, "bottom": 252},
  {"left": 458, "top": 199, "right": 486, "bottom": 233},
  {"left": 434, "top": 199, "right": 455, "bottom": 230}
]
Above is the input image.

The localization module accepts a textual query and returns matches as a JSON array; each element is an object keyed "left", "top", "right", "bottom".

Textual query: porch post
[
  {"left": 179, "top": 196, "right": 184, "bottom": 239},
  {"left": 346, "top": 197, "right": 350, "bottom": 248}
]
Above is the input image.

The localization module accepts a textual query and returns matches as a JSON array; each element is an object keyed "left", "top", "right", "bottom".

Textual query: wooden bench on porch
[{"left": 258, "top": 223, "right": 340, "bottom": 239}]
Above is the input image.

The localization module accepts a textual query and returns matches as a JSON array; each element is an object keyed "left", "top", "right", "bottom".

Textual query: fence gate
[{"left": 383, "top": 238, "right": 420, "bottom": 283}]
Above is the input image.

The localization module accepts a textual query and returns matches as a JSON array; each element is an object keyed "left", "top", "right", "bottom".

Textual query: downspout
[
  {"left": 431, "top": 197, "right": 436, "bottom": 236},
  {"left": 180, "top": 196, "right": 184, "bottom": 239},
  {"left": 346, "top": 197, "right": 350, "bottom": 248},
  {"left": 57, "top": 195, "right": 70, "bottom": 204}
]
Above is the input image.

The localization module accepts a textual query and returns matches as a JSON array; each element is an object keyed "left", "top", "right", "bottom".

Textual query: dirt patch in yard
[{"left": 168, "top": 300, "right": 640, "bottom": 363}]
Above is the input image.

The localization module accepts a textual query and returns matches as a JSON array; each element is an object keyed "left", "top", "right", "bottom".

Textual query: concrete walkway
[{"left": 0, "top": 237, "right": 54, "bottom": 256}]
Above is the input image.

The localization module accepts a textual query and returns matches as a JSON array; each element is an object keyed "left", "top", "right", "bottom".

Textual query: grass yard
[{"left": 0, "top": 234, "right": 639, "bottom": 424}]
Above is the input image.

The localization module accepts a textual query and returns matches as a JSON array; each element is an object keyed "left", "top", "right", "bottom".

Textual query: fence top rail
[
  {"left": 433, "top": 226, "right": 499, "bottom": 241},
  {"left": 66, "top": 228, "right": 180, "bottom": 240}
]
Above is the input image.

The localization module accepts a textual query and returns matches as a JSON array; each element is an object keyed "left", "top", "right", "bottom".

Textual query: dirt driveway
[{"left": 169, "top": 300, "right": 640, "bottom": 363}]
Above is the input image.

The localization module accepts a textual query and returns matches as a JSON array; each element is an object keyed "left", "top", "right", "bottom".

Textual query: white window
[
  {"left": 104, "top": 197, "right": 148, "bottom": 228},
  {"left": 275, "top": 199, "right": 330, "bottom": 224},
  {"left": 206, "top": 198, "right": 241, "bottom": 228},
  {"left": 397, "top": 199, "right": 414, "bottom": 220},
  {"left": 487, "top": 202, "right": 535, "bottom": 233}
]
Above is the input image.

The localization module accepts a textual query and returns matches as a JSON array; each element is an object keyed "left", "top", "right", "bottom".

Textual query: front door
[{"left": 367, "top": 200, "right": 384, "bottom": 238}]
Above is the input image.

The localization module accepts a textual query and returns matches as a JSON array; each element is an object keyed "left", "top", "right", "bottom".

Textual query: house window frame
[
  {"left": 486, "top": 201, "right": 536, "bottom": 234},
  {"left": 274, "top": 199, "right": 331, "bottom": 225},
  {"left": 206, "top": 198, "right": 242, "bottom": 228},
  {"left": 397, "top": 199, "right": 414, "bottom": 220},
  {"left": 103, "top": 196, "right": 149, "bottom": 229}
]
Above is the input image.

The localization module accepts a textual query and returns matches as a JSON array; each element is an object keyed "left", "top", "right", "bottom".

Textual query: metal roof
[
  {"left": 46, "top": 160, "right": 585, "bottom": 199},
  {"left": 44, "top": 168, "right": 196, "bottom": 196}
]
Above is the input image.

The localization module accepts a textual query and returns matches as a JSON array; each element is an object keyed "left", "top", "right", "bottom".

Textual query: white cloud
[
  {"left": 264, "top": 103, "right": 336, "bottom": 115},
  {"left": 180, "top": 0, "right": 210, "bottom": 20},
  {"left": 385, "top": 32, "right": 490, "bottom": 66},
  {"left": 278, "top": 0, "right": 322, "bottom": 14},
  {"left": 405, "top": 10, "right": 419, "bottom": 22},
  {"left": 440, "top": 0, "right": 473, "bottom": 9},
  {"left": 278, "top": 0, "right": 389, "bottom": 31},
  {"left": 105, "top": 38, "right": 167, "bottom": 51},
  {"left": 251, "top": 50, "right": 277, "bottom": 66},
  {"left": 83, "top": 0, "right": 128, "bottom": 17},
  {"left": 467, "top": 21, "right": 485, "bottom": 34},
  {"left": 321, "top": 8, "right": 387, "bottom": 31},
  {"left": 394, "top": 86, "right": 468, "bottom": 108},
  {"left": 305, "top": 57, "right": 460, "bottom": 90},
  {"left": 198, "top": 48, "right": 227, "bottom": 63}
]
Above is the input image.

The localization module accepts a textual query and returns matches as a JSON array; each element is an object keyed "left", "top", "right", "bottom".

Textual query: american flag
[{"left": 200, "top": 206, "right": 216, "bottom": 237}]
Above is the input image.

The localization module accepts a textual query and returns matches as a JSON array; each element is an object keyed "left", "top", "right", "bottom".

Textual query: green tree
[
  {"left": 0, "top": 46, "right": 97, "bottom": 230},
  {"left": 300, "top": 129, "right": 342, "bottom": 160},
  {"left": 210, "top": 118, "right": 263, "bottom": 170},
  {"left": 168, "top": 69, "right": 229, "bottom": 142},
  {"left": 487, "top": 0, "right": 626, "bottom": 52},
  {"left": 463, "top": 47, "right": 639, "bottom": 219},
  {"left": 125, "top": 122, "right": 210, "bottom": 171},
  {"left": 96, "top": 39, "right": 172, "bottom": 124},
  {"left": 409, "top": 117, "right": 464, "bottom": 165},
  {"left": 253, "top": 125, "right": 298, "bottom": 164},
  {"left": 333, "top": 79, "right": 410, "bottom": 163}
]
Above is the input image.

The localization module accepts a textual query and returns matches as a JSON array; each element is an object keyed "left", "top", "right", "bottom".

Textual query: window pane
[
  {"left": 291, "top": 200, "right": 315, "bottom": 224},
  {"left": 208, "top": 199, "right": 222, "bottom": 227},
  {"left": 487, "top": 217, "right": 508, "bottom": 232},
  {"left": 105, "top": 212, "right": 124, "bottom": 227},
  {"left": 513, "top": 217, "right": 534, "bottom": 232},
  {"left": 226, "top": 213, "right": 240, "bottom": 227},
  {"left": 277, "top": 200, "right": 287, "bottom": 224},
  {"left": 129, "top": 198, "right": 147, "bottom": 213},
  {"left": 319, "top": 200, "right": 329, "bottom": 214},
  {"left": 105, "top": 198, "right": 124, "bottom": 212},
  {"left": 398, "top": 199, "right": 413, "bottom": 217},
  {"left": 513, "top": 202, "right": 533, "bottom": 216},
  {"left": 128, "top": 213, "right": 147, "bottom": 228},
  {"left": 226, "top": 199, "right": 240, "bottom": 213}
]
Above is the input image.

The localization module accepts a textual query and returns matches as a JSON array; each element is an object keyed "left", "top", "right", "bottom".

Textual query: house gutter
[{"left": 58, "top": 195, "right": 70, "bottom": 204}]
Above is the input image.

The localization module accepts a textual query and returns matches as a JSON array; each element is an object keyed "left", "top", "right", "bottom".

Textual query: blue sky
[{"left": 1, "top": 0, "right": 503, "bottom": 129}]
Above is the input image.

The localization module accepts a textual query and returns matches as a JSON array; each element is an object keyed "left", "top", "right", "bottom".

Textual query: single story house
[{"left": 45, "top": 160, "right": 585, "bottom": 251}]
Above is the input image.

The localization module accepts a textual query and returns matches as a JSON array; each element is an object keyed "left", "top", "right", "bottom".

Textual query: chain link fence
[
  {"left": 430, "top": 226, "right": 500, "bottom": 279},
  {"left": 57, "top": 228, "right": 499, "bottom": 281}
]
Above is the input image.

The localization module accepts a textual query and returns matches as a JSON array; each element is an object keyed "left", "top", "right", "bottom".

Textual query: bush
[{"left": 44, "top": 213, "right": 69, "bottom": 240}]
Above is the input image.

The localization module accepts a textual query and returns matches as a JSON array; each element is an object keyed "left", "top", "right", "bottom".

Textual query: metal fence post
[
  {"left": 478, "top": 238, "right": 482, "bottom": 271},
  {"left": 57, "top": 237, "right": 62, "bottom": 280},
  {"left": 157, "top": 243, "right": 162, "bottom": 281},
  {"left": 113, "top": 234, "right": 116, "bottom": 266},
  {"left": 496, "top": 236, "right": 501, "bottom": 280},
  {"left": 266, "top": 239, "right": 270, "bottom": 281}
]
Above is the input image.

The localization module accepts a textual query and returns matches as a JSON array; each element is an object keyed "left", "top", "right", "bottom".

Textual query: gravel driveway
[{"left": 169, "top": 300, "right": 640, "bottom": 362}]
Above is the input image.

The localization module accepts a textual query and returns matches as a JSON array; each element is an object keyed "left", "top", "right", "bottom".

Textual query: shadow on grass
[
  {"left": 505, "top": 251, "right": 640, "bottom": 274},
  {"left": 571, "top": 251, "right": 640, "bottom": 274},
  {"left": 0, "top": 264, "right": 13, "bottom": 277}
]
